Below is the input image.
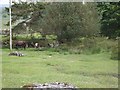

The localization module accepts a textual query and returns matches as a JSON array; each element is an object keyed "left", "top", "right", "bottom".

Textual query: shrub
[
  {"left": 81, "top": 37, "right": 96, "bottom": 49},
  {"left": 79, "top": 37, "right": 101, "bottom": 54},
  {"left": 89, "top": 46, "right": 101, "bottom": 54},
  {"left": 111, "top": 45, "right": 120, "bottom": 60},
  {"left": 95, "top": 37, "right": 117, "bottom": 52}
]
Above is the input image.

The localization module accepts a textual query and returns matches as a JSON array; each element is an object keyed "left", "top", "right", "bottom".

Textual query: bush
[
  {"left": 79, "top": 37, "right": 101, "bottom": 54},
  {"left": 110, "top": 37, "right": 119, "bottom": 60},
  {"left": 82, "top": 37, "right": 96, "bottom": 49},
  {"left": 66, "top": 37, "right": 117, "bottom": 55},
  {"left": 88, "top": 46, "right": 101, "bottom": 54},
  {"left": 95, "top": 37, "right": 117, "bottom": 52},
  {"left": 111, "top": 46, "right": 120, "bottom": 60}
]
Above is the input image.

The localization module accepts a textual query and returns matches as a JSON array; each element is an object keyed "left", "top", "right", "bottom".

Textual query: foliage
[
  {"left": 5, "top": 2, "right": 45, "bottom": 34},
  {"left": 53, "top": 37, "right": 117, "bottom": 55},
  {"left": 5, "top": 2, "right": 100, "bottom": 42},
  {"left": 111, "top": 39, "right": 120, "bottom": 60},
  {"left": 111, "top": 46, "right": 119, "bottom": 60},
  {"left": 1, "top": 6, "right": 9, "bottom": 29},
  {"left": 41, "top": 2, "right": 100, "bottom": 42},
  {"left": 97, "top": 2, "right": 120, "bottom": 38},
  {"left": 4, "top": 2, "right": 120, "bottom": 40}
]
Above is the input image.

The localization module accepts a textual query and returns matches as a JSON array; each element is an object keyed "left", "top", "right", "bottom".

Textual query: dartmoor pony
[
  {"left": 35, "top": 42, "right": 40, "bottom": 48},
  {"left": 15, "top": 41, "right": 27, "bottom": 50}
]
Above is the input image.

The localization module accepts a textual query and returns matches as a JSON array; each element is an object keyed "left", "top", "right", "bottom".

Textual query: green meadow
[{"left": 2, "top": 49, "right": 118, "bottom": 88}]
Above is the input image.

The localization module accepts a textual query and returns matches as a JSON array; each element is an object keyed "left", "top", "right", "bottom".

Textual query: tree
[
  {"left": 40, "top": 2, "right": 100, "bottom": 42},
  {"left": 97, "top": 2, "right": 120, "bottom": 38},
  {"left": 6, "top": 2, "right": 100, "bottom": 42},
  {"left": 5, "top": 1, "right": 45, "bottom": 35}
]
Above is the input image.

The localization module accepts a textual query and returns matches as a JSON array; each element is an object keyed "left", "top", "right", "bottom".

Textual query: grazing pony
[
  {"left": 35, "top": 43, "right": 39, "bottom": 48},
  {"left": 15, "top": 41, "right": 27, "bottom": 50}
]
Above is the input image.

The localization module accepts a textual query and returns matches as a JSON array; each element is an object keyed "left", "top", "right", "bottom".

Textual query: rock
[
  {"left": 9, "top": 51, "right": 24, "bottom": 57},
  {"left": 22, "top": 82, "right": 77, "bottom": 90}
]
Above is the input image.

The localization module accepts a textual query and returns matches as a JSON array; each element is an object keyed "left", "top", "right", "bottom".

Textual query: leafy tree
[
  {"left": 40, "top": 2, "right": 100, "bottom": 42},
  {"left": 97, "top": 2, "right": 120, "bottom": 38},
  {"left": 6, "top": 2, "right": 100, "bottom": 42},
  {"left": 5, "top": 1, "right": 45, "bottom": 34}
]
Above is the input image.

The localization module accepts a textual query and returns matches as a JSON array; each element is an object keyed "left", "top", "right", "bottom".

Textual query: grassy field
[{"left": 2, "top": 48, "right": 118, "bottom": 88}]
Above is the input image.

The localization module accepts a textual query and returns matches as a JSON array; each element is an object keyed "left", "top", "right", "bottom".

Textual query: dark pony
[{"left": 15, "top": 41, "right": 27, "bottom": 50}]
